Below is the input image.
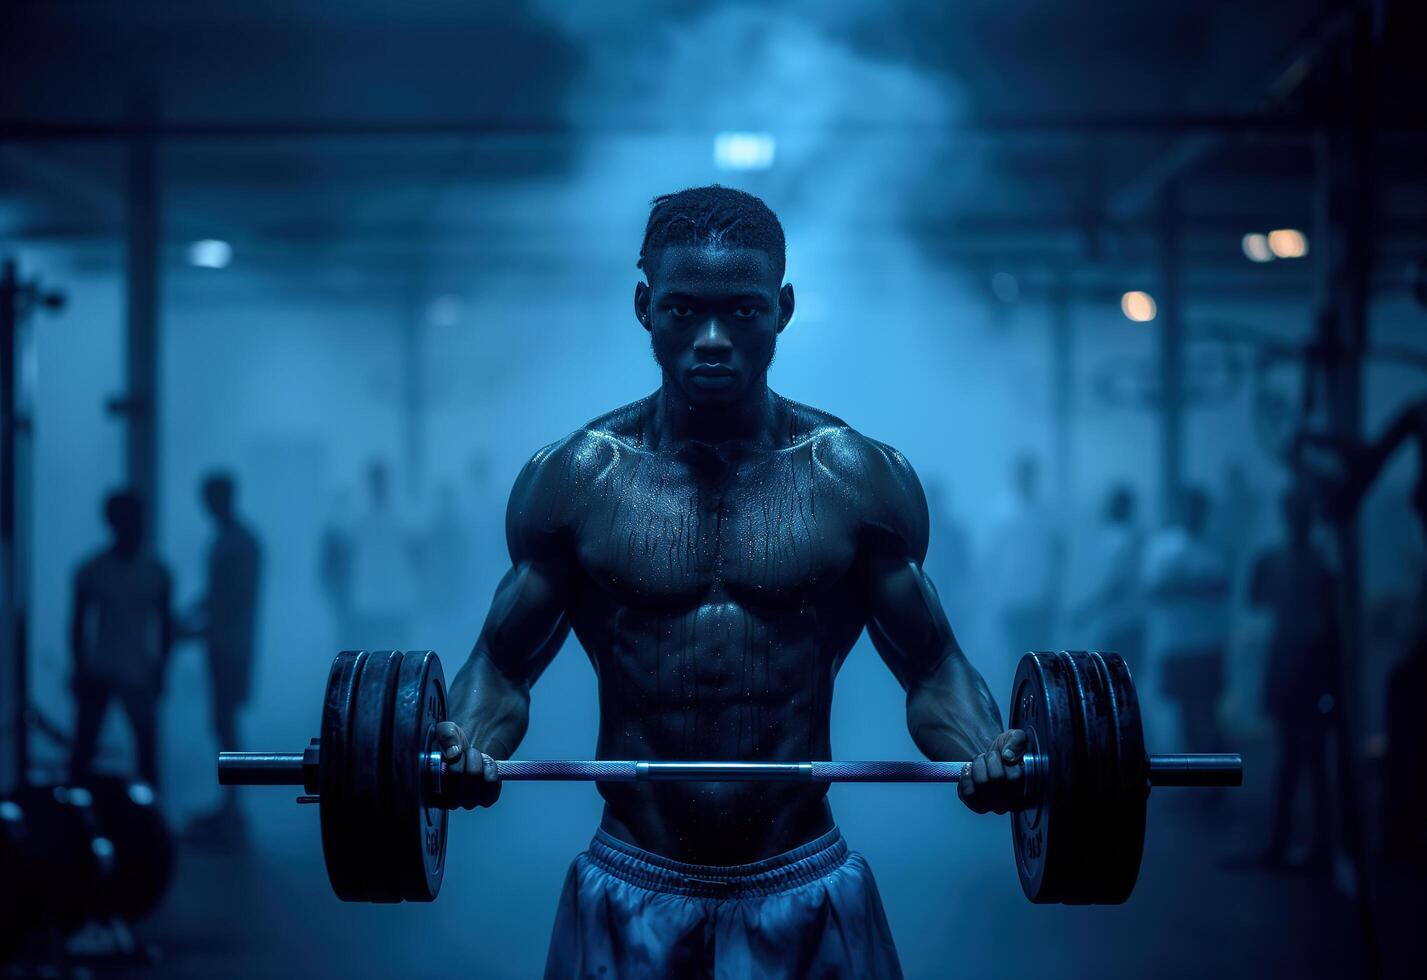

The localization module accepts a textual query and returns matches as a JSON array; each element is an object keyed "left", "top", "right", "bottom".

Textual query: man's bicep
[
  {"left": 475, "top": 558, "right": 572, "bottom": 686},
  {"left": 865, "top": 554, "right": 960, "bottom": 690}
]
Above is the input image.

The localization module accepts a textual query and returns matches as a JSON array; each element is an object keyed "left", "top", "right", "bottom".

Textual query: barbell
[{"left": 218, "top": 648, "right": 1241, "bottom": 906}]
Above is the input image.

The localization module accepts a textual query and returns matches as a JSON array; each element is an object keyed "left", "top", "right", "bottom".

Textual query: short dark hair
[
  {"left": 104, "top": 489, "right": 144, "bottom": 529},
  {"left": 638, "top": 185, "right": 786, "bottom": 279},
  {"left": 202, "top": 470, "right": 236, "bottom": 511},
  {"left": 1106, "top": 483, "right": 1136, "bottom": 523}
]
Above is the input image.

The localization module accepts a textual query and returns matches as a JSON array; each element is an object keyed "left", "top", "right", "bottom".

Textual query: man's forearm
[
  {"left": 906, "top": 650, "right": 1004, "bottom": 761},
  {"left": 447, "top": 648, "right": 532, "bottom": 760}
]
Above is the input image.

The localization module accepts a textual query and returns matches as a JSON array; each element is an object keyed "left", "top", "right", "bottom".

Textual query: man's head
[
  {"left": 1282, "top": 487, "right": 1314, "bottom": 542},
  {"left": 103, "top": 489, "right": 145, "bottom": 553},
  {"left": 201, "top": 470, "right": 236, "bottom": 522},
  {"left": 1012, "top": 455, "right": 1039, "bottom": 501},
  {"left": 1105, "top": 483, "right": 1136, "bottom": 525},
  {"left": 1176, "top": 486, "right": 1212, "bottom": 537},
  {"left": 367, "top": 461, "right": 390, "bottom": 507},
  {"left": 634, "top": 186, "right": 794, "bottom": 408}
]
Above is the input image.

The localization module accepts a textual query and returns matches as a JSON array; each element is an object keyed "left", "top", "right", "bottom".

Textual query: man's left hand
[{"left": 957, "top": 729, "right": 1028, "bottom": 815}]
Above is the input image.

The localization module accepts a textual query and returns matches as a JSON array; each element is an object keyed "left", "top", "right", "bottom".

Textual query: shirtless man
[{"left": 436, "top": 186, "right": 1024, "bottom": 978}]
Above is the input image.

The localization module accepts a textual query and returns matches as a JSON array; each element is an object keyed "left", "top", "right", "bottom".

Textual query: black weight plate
[
  {"left": 0, "top": 797, "right": 31, "bottom": 957},
  {"left": 349, "top": 650, "right": 405, "bottom": 903},
  {"left": 392, "top": 650, "right": 448, "bottom": 902},
  {"left": 321, "top": 650, "right": 368, "bottom": 901},
  {"left": 11, "top": 785, "right": 103, "bottom": 933},
  {"left": 1058, "top": 651, "right": 1119, "bottom": 904},
  {"left": 83, "top": 776, "right": 174, "bottom": 921},
  {"left": 1087, "top": 650, "right": 1148, "bottom": 903},
  {"left": 1010, "top": 651, "right": 1078, "bottom": 903}
]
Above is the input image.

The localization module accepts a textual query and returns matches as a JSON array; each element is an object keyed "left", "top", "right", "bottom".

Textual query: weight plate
[
  {"left": 392, "top": 650, "right": 448, "bottom": 902},
  {"left": 84, "top": 776, "right": 174, "bottom": 921},
  {"left": 11, "top": 785, "right": 103, "bottom": 934},
  {"left": 1057, "top": 650, "right": 1117, "bottom": 904},
  {"left": 1010, "top": 651, "right": 1079, "bottom": 903},
  {"left": 349, "top": 650, "right": 405, "bottom": 903},
  {"left": 321, "top": 650, "right": 368, "bottom": 901},
  {"left": 1087, "top": 650, "right": 1148, "bottom": 903}
]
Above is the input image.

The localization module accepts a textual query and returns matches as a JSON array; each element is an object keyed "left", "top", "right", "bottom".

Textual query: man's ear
[
  {"left": 777, "top": 283, "right": 796, "bottom": 334},
  {"left": 635, "top": 281, "right": 652, "bottom": 333}
]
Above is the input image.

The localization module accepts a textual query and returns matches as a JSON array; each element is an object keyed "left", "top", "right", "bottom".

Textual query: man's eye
[
  {"left": 668, "top": 306, "right": 693, "bottom": 318},
  {"left": 734, "top": 306, "right": 761, "bottom": 319}
]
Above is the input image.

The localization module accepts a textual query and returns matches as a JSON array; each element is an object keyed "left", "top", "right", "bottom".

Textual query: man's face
[{"left": 637, "top": 245, "right": 792, "bottom": 408}]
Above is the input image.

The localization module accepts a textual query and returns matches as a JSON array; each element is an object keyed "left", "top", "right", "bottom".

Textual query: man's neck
[{"left": 651, "top": 380, "right": 779, "bottom": 449}]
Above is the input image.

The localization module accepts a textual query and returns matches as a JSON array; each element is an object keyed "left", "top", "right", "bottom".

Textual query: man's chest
[{"left": 573, "top": 447, "right": 861, "bottom": 604}]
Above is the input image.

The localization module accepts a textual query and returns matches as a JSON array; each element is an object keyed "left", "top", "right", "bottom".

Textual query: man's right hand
[{"left": 433, "top": 721, "right": 502, "bottom": 809}]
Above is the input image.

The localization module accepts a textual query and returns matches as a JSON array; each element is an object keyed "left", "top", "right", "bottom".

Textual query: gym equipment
[
  {"left": 0, "top": 776, "right": 174, "bottom": 957},
  {"left": 219, "top": 649, "right": 1241, "bottom": 906}
]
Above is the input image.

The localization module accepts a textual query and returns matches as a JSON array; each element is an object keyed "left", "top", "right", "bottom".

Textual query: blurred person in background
[
  {"left": 983, "top": 454, "right": 1062, "bottom": 692},
  {"left": 347, "top": 460, "right": 418, "bottom": 648},
  {"left": 1247, "top": 488, "right": 1338, "bottom": 873},
  {"left": 318, "top": 488, "right": 355, "bottom": 646},
  {"left": 419, "top": 481, "right": 472, "bottom": 656},
  {"left": 1215, "top": 459, "right": 1263, "bottom": 589},
  {"left": 1143, "top": 486, "right": 1231, "bottom": 762},
  {"left": 69, "top": 489, "right": 173, "bottom": 789},
  {"left": 923, "top": 477, "right": 974, "bottom": 630},
  {"left": 1074, "top": 483, "right": 1145, "bottom": 676},
  {"left": 182, "top": 471, "right": 262, "bottom": 845}
]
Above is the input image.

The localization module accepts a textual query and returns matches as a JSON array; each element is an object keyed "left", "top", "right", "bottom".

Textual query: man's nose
[{"left": 693, "top": 318, "right": 733, "bottom": 356}]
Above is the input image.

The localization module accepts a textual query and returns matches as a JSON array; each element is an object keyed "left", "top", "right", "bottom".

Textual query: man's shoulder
[
  {"left": 520, "top": 398, "right": 648, "bottom": 482},
  {"left": 74, "top": 549, "right": 107, "bottom": 582},
  {"left": 782, "top": 399, "right": 927, "bottom": 549},
  {"left": 784, "top": 400, "right": 918, "bottom": 489}
]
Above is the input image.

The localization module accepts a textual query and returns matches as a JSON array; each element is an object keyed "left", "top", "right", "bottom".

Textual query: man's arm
[
  {"left": 155, "top": 570, "right": 175, "bottom": 691},
  {"left": 69, "top": 569, "right": 89, "bottom": 674},
  {"left": 435, "top": 442, "right": 575, "bottom": 808},
  {"left": 855, "top": 438, "right": 1025, "bottom": 814}
]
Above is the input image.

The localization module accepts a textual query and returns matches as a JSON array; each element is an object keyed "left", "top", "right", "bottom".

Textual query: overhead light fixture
[
  {"left": 1267, "top": 229, "right": 1309, "bottom": 259},
  {"left": 713, "top": 132, "right": 776, "bottom": 171},
  {"left": 187, "top": 239, "right": 232, "bottom": 269},
  {"left": 1241, "top": 233, "right": 1274, "bottom": 263},
  {"left": 1120, "top": 291, "right": 1157, "bottom": 322}
]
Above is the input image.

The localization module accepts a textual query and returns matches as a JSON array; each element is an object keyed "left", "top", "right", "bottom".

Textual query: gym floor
[{"left": 115, "top": 758, "right": 1370, "bottom": 980}]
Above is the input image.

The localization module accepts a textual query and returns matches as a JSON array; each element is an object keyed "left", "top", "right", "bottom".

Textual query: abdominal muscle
[{"left": 583, "top": 605, "right": 844, "bottom": 865}]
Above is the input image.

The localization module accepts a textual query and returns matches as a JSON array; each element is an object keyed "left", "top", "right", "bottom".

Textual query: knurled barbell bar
[{"left": 218, "top": 649, "right": 1241, "bottom": 905}]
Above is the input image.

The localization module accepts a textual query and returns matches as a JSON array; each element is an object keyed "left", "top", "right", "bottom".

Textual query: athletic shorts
[{"left": 544, "top": 827, "right": 903, "bottom": 979}]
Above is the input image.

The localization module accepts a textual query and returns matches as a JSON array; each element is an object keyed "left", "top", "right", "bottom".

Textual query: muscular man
[{"left": 436, "top": 187, "right": 1022, "bottom": 978}]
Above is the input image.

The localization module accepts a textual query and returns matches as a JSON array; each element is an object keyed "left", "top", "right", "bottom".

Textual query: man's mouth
[{"left": 689, "top": 364, "right": 736, "bottom": 389}]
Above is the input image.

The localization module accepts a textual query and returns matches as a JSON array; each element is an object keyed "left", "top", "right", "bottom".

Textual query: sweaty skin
[{"left": 438, "top": 244, "right": 1022, "bottom": 864}]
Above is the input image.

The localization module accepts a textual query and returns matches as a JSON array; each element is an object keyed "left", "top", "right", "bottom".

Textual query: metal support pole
[
  {"left": 124, "top": 124, "right": 161, "bottom": 518},
  {"left": 1312, "top": 6, "right": 1378, "bottom": 977},
  {"left": 1156, "top": 184, "right": 1185, "bottom": 516},
  {"left": 0, "top": 261, "right": 21, "bottom": 793}
]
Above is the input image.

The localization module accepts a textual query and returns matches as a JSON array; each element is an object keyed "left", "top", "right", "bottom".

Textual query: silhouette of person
[
  {"left": 318, "top": 489, "right": 355, "bottom": 646},
  {"left": 1074, "top": 483, "right": 1145, "bottom": 675},
  {"left": 184, "top": 472, "right": 262, "bottom": 838},
  {"left": 1144, "top": 487, "right": 1230, "bottom": 758},
  {"left": 69, "top": 489, "right": 173, "bottom": 788},
  {"left": 983, "top": 454, "right": 1061, "bottom": 692},
  {"left": 348, "top": 461, "right": 417, "bottom": 648},
  {"left": 1249, "top": 489, "right": 1337, "bottom": 870},
  {"left": 923, "top": 478, "right": 974, "bottom": 630}
]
